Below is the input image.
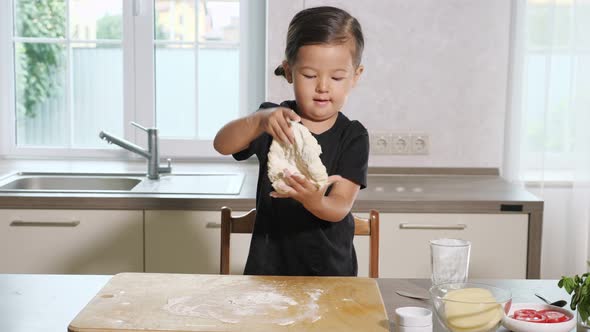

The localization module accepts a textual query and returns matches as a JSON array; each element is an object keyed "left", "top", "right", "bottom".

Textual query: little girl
[{"left": 213, "top": 6, "right": 369, "bottom": 276}]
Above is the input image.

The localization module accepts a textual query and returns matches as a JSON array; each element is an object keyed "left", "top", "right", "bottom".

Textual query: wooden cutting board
[{"left": 68, "top": 273, "right": 389, "bottom": 332}]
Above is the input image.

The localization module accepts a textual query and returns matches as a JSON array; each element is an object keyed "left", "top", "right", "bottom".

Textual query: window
[
  {"left": 518, "top": 0, "right": 590, "bottom": 173},
  {"left": 0, "top": 0, "right": 265, "bottom": 158}
]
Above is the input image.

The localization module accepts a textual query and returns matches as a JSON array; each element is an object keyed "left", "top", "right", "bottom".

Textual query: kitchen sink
[
  {"left": 0, "top": 172, "right": 245, "bottom": 195},
  {"left": 0, "top": 173, "right": 143, "bottom": 191}
]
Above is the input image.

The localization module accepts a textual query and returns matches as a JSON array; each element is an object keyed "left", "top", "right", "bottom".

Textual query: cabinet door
[
  {"left": 146, "top": 210, "right": 374, "bottom": 277},
  {"left": 0, "top": 209, "right": 143, "bottom": 274},
  {"left": 379, "top": 213, "right": 528, "bottom": 279},
  {"left": 145, "top": 210, "right": 251, "bottom": 274},
  {"left": 349, "top": 212, "right": 373, "bottom": 278},
  {"left": 353, "top": 230, "right": 372, "bottom": 278}
]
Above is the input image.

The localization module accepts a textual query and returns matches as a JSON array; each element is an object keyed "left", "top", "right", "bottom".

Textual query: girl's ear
[
  {"left": 282, "top": 60, "right": 293, "bottom": 83},
  {"left": 352, "top": 64, "right": 364, "bottom": 87}
]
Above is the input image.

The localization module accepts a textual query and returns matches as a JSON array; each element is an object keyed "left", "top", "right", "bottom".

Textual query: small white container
[{"left": 395, "top": 306, "right": 433, "bottom": 332}]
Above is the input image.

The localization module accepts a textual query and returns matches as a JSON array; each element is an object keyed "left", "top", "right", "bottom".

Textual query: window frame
[
  {"left": 0, "top": 0, "right": 13, "bottom": 156},
  {"left": 0, "top": 0, "right": 266, "bottom": 160}
]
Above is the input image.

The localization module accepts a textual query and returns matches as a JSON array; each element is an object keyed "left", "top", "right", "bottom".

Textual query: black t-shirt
[{"left": 233, "top": 100, "right": 369, "bottom": 276}]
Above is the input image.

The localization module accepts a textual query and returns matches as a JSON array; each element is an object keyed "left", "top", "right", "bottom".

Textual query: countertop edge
[{"left": 0, "top": 196, "right": 543, "bottom": 213}]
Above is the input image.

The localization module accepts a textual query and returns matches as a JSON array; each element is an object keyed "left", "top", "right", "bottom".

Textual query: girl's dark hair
[{"left": 274, "top": 6, "right": 364, "bottom": 77}]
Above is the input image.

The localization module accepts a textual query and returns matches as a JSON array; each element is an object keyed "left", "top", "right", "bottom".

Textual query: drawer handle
[
  {"left": 10, "top": 220, "right": 80, "bottom": 227},
  {"left": 399, "top": 223, "right": 467, "bottom": 230},
  {"left": 206, "top": 222, "right": 221, "bottom": 229}
]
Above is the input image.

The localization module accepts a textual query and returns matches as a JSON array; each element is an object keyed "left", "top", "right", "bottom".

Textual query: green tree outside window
[{"left": 15, "top": 0, "right": 66, "bottom": 118}]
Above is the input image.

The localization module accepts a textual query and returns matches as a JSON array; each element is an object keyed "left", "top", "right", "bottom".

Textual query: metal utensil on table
[
  {"left": 395, "top": 290, "right": 430, "bottom": 301},
  {"left": 535, "top": 293, "right": 567, "bottom": 307}
]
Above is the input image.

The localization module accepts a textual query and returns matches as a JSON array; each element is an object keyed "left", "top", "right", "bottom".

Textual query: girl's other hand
[
  {"left": 270, "top": 169, "right": 359, "bottom": 222},
  {"left": 259, "top": 107, "right": 301, "bottom": 145},
  {"left": 270, "top": 169, "right": 342, "bottom": 204}
]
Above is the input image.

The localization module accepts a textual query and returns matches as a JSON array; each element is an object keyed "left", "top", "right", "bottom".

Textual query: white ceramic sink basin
[{"left": 0, "top": 172, "right": 245, "bottom": 195}]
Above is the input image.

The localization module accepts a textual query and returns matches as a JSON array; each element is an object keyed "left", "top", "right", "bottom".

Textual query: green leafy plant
[
  {"left": 96, "top": 14, "right": 121, "bottom": 40},
  {"left": 558, "top": 273, "right": 590, "bottom": 322},
  {"left": 15, "top": 0, "right": 65, "bottom": 118},
  {"left": 15, "top": 1, "right": 123, "bottom": 118}
]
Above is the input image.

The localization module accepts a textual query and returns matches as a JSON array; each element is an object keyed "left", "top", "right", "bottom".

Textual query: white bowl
[{"left": 502, "top": 302, "right": 575, "bottom": 332}]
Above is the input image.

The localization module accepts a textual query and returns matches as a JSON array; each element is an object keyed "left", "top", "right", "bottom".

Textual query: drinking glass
[{"left": 430, "top": 238, "right": 471, "bottom": 285}]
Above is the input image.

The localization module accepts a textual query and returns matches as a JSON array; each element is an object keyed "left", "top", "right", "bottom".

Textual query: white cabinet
[
  {"left": 145, "top": 210, "right": 251, "bottom": 274},
  {"left": 0, "top": 208, "right": 529, "bottom": 277},
  {"left": 374, "top": 213, "right": 528, "bottom": 279},
  {"left": 145, "top": 210, "right": 375, "bottom": 277},
  {"left": 353, "top": 229, "right": 372, "bottom": 277},
  {"left": 145, "top": 211, "right": 528, "bottom": 279},
  {"left": 0, "top": 209, "right": 143, "bottom": 274}
]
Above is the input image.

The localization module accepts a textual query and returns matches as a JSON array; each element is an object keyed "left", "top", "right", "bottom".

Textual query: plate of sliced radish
[{"left": 502, "top": 303, "right": 576, "bottom": 332}]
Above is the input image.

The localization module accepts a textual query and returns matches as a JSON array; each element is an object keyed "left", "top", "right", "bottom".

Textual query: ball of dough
[
  {"left": 267, "top": 121, "right": 328, "bottom": 194},
  {"left": 443, "top": 288, "right": 503, "bottom": 332}
]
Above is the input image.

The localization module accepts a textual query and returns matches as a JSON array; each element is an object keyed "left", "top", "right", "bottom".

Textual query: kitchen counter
[
  {"left": 0, "top": 159, "right": 541, "bottom": 212},
  {"left": 0, "top": 274, "right": 572, "bottom": 332},
  {"left": 0, "top": 159, "right": 544, "bottom": 278}
]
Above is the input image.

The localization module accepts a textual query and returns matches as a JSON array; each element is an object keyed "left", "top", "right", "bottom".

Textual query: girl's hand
[
  {"left": 270, "top": 169, "right": 343, "bottom": 207},
  {"left": 258, "top": 107, "right": 301, "bottom": 145}
]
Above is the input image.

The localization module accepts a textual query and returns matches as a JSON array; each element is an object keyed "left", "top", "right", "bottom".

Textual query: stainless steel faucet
[{"left": 99, "top": 122, "right": 172, "bottom": 180}]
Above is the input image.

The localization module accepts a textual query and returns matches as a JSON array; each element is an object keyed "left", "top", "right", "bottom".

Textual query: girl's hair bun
[{"left": 274, "top": 65, "right": 286, "bottom": 77}]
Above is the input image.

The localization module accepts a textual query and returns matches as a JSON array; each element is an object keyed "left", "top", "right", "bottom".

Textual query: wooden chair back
[{"left": 220, "top": 207, "right": 380, "bottom": 277}]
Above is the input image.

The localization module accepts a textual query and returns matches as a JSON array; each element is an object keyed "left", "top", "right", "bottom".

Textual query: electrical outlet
[
  {"left": 410, "top": 134, "right": 429, "bottom": 154},
  {"left": 369, "top": 133, "right": 391, "bottom": 155},
  {"left": 391, "top": 134, "right": 410, "bottom": 154},
  {"left": 370, "top": 132, "right": 428, "bottom": 155}
]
